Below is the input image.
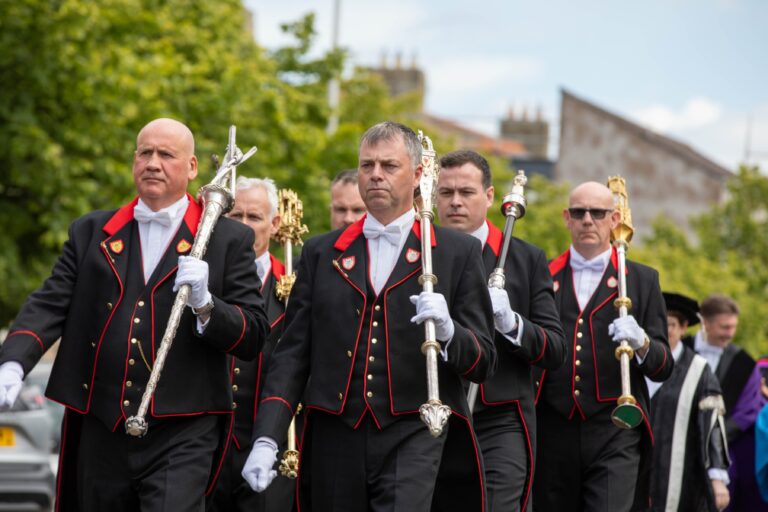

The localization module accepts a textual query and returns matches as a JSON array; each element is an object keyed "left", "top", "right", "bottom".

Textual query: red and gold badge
[
  {"left": 176, "top": 239, "right": 192, "bottom": 254},
  {"left": 109, "top": 240, "right": 124, "bottom": 254},
  {"left": 405, "top": 248, "right": 421, "bottom": 263},
  {"left": 342, "top": 256, "right": 356, "bottom": 270}
]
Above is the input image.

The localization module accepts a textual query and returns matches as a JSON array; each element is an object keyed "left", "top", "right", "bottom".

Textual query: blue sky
[{"left": 246, "top": 0, "right": 768, "bottom": 171}]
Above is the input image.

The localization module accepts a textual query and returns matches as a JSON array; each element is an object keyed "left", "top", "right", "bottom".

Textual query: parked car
[{"left": 0, "top": 368, "right": 56, "bottom": 511}]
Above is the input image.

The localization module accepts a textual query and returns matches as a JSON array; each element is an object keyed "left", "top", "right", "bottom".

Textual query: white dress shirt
[
  {"left": 694, "top": 330, "right": 723, "bottom": 372},
  {"left": 570, "top": 246, "right": 611, "bottom": 310},
  {"left": 255, "top": 251, "right": 272, "bottom": 285},
  {"left": 135, "top": 196, "right": 188, "bottom": 283},
  {"left": 469, "top": 221, "right": 523, "bottom": 346},
  {"left": 363, "top": 209, "right": 415, "bottom": 295}
]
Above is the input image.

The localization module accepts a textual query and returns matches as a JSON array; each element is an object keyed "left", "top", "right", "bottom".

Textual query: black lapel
[
  {"left": 381, "top": 229, "right": 424, "bottom": 292},
  {"left": 585, "top": 264, "right": 620, "bottom": 314},
  {"left": 145, "top": 219, "right": 195, "bottom": 288},
  {"left": 334, "top": 233, "right": 369, "bottom": 296},
  {"left": 482, "top": 243, "right": 496, "bottom": 276},
  {"left": 715, "top": 343, "right": 737, "bottom": 382},
  {"left": 101, "top": 221, "right": 135, "bottom": 287}
]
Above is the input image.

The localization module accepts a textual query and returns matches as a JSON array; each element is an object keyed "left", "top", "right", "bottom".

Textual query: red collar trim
[
  {"left": 270, "top": 254, "right": 286, "bottom": 280},
  {"left": 102, "top": 194, "right": 200, "bottom": 236},
  {"left": 549, "top": 246, "right": 625, "bottom": 276},
  {"left": 549, "top": 249, "right": 570, "bottom": 276},
  {"left": 411, "top": 218, "right": 437, "bottom": 247},
  {"left": 182, "top": 194, "right": 202, "bottom": 236},
  {"left": 485, "top": 219, "right": 502, "bottom": 257},
  {"left": 334, "top": 215, "right": 366, "bottom": 251}
]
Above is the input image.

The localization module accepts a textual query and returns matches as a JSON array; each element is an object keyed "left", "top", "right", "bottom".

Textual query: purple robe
[{"left": 725, "top": 359, "right": 768, "bottom": 511}]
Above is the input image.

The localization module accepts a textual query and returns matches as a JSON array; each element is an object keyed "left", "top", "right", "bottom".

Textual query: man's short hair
[
  {"left": 235, "top": 176, "right": 279, "bottom": 219},
  {"left": 700, "top": 294, "right": 740, "bottom": 318},
  {"left": 439, "top": 150, "right": 492, "bottom": 189},
  {"left": 359, "top": 122, "right": 421, "bottom": 169},
  {"left": 332, "top": 169, "right": 358, "bottom": 188},
  {"left": 667, "top": 310, "right": 689, "bottom": 327}
]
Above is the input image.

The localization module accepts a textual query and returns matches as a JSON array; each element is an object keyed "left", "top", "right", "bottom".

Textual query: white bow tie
[
  {"left": 362, "top": 223, "right": 401, "bottom": 245},
  {"left": 570, "top": 255, "right": 605, "bottom": 273},
  {"left": 134, "top": 204, "right": 173, "bottom": 227}
]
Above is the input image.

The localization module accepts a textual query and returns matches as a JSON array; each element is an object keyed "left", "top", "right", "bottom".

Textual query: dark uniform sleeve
[
  {"left": 444, "top": 239, "right": 496, "bottom": 383},
  {"left": 698, "top": 366, "right": 731, "bottom": 472},
  {"left": 196, "top": 227, "right": 268, "bottom": 361},
  {"left": 1, "top": 220, "right": 84, "bottom": 374},
  {"left": 636, "top": 268, "right": 672, "bottom": 382},
  {"left": 253, "top": 237, "right": 317, "bottom": 442},
  {"left": 508, "top": 248, "right": 566, "bottom": 370}
]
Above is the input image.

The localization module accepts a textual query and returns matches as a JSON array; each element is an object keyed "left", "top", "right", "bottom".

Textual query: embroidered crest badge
[
  {"left": 176, "top": 239, "right": 192, "bottom": 254},
  {"left": 607, "top": 276, "right": 618, "bottom": 288},
  {"left": 342, "top": 256, "right": 356, "bottom": 270},
  {"left": 405, "top": 248, "right": 421, "bottom": 263},
  {"left": 553, "top": 280, "right": 560, "bottom": 293},
  {"left": 109, "top": 240, "right": 124, "bottom": 254}
]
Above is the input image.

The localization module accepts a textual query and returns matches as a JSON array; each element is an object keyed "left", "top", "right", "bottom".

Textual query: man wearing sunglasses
[{"left": 533, "top": 181, "right": 672, "bottom": 512}]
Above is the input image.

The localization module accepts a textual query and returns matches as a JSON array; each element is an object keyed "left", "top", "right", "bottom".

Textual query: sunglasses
[{"left": 568, "top": 208, "right": 613, "bottom": 220}]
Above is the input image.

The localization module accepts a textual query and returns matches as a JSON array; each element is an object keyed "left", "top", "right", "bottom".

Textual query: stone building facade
[{"left": 557, "top": 89, "right": 732, "bottom": 240}]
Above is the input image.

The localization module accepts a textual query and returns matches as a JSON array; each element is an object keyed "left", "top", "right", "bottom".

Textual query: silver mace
[{"left": 125, "top": 126, "right": 257, "bottom": 437}]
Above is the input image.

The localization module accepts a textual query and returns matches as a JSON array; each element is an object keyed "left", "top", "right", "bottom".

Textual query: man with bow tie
[
  {"left": 208, "top": 175, "right": 293, "bottom": 512},
  {"left": 241, "top": 121, "right": 495, "bottom": 512},
  {"left": 0, "top": 118, "right": 268, "bottom": 511},
  {"left": 532, "top": 181, "right": 672, "bottom": 512},
  {"left": 434, "top": 149, "right": 565, "bottom": 512},
  {"left": 684, "top": 294, "right": 766, "bottom": 511}
]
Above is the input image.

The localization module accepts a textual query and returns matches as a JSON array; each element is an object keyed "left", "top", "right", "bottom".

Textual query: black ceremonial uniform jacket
[
  {"left": 536, "top": 247, "right": 672, "bottom": 507},
  {"left": 474, "top": 220, "right": 566, "bottom": 510},
  {"left": 230, "top": 254, "right": 286, "bottom": 449},
  {"left": 253, "top": 215, "right": 496, "bottom": 509},
  {"left": 0, "top": 196, "right": 268, "bottom": 506}
]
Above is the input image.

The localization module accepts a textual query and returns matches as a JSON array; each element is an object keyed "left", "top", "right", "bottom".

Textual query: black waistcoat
[
  {"left": 90, "top": 223, "right": 162, "bottom": 429},
  {"left": 342, "top": 276, "right": 392, "bottom": 429},
  {"left": 539, "top": 266, "right": 611, "bottom": 420}
]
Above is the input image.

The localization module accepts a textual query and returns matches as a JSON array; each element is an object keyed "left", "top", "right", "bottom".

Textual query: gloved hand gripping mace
[
  {"left": 466, "top": 170, "right": 528, "bottom": 412},
  {"left": 125, "top": 126, "right": 257, "bottom": 437}
]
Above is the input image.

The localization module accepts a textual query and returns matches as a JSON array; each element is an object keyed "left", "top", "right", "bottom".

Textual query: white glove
[
  {"left": 410, "top": 292, "right": 455, "bottom": 342},
  {"left": 174, "top": 256, "right": 212, "bottom": 309},
  {"left": 608, "top": 315, "right": 647, "bottom": 351},
  {"left": 242, "top": 437, "right": 278, "bottom": 492},
  {"left": 0, "top": 361, "right": 24, "bottom": 409},
  {"left": 488, "top": 287, "right": 518, "bottom": 334}
]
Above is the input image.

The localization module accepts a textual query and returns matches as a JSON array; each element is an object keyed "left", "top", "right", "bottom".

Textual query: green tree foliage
[{"left": 0, "top": 1, "right": 406, "bottom": 324}]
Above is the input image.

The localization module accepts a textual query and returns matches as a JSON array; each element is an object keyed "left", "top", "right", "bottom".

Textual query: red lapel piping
[{"left": 485, "top": 219, "right": 503, "bottom": 257}]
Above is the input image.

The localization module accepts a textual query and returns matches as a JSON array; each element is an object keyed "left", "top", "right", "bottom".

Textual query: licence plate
[{"left": 0, "top": 427, "right": 15, "bottom": 446}]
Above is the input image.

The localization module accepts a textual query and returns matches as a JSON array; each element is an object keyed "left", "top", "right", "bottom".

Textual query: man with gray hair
[
  {"left": 242, "top": 121, "right": 495, "bottom": 511},
  {"left": 208, "top": 176, "right": 294, "bottom": 512},
  {"left": 330, "top": 169, "right": 366, "bottom": 230}
]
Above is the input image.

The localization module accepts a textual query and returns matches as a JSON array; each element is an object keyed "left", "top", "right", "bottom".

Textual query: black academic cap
[{"left": 663, "top": 292, "right": 700, "bottom": 326}]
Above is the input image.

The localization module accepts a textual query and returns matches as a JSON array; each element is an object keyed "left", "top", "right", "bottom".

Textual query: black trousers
[
  {"left": 307, "top": 412, "right": 447, "bottom": 512},
  {"left": 533, "top": 403, "right": 642, "bottom": 512},
  {"left": 207, "top": 439, "right": 296, "bottom": 512},
  {"left": 475, "top": 405, "right": 529, "bottom": 512},
  {"left": 77, "top": 413, "right": 219, "bottom": 512}
]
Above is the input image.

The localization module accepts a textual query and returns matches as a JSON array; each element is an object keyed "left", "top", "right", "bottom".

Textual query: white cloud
[
  {"left": 632, "top": 96, "right": 723, "bottom": 132},
  {"left": 628, "top": 101, "right": 768, "bottom": 172},
  {"left": 429, "top": 56, "right": 545, "bottom": 94}
]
